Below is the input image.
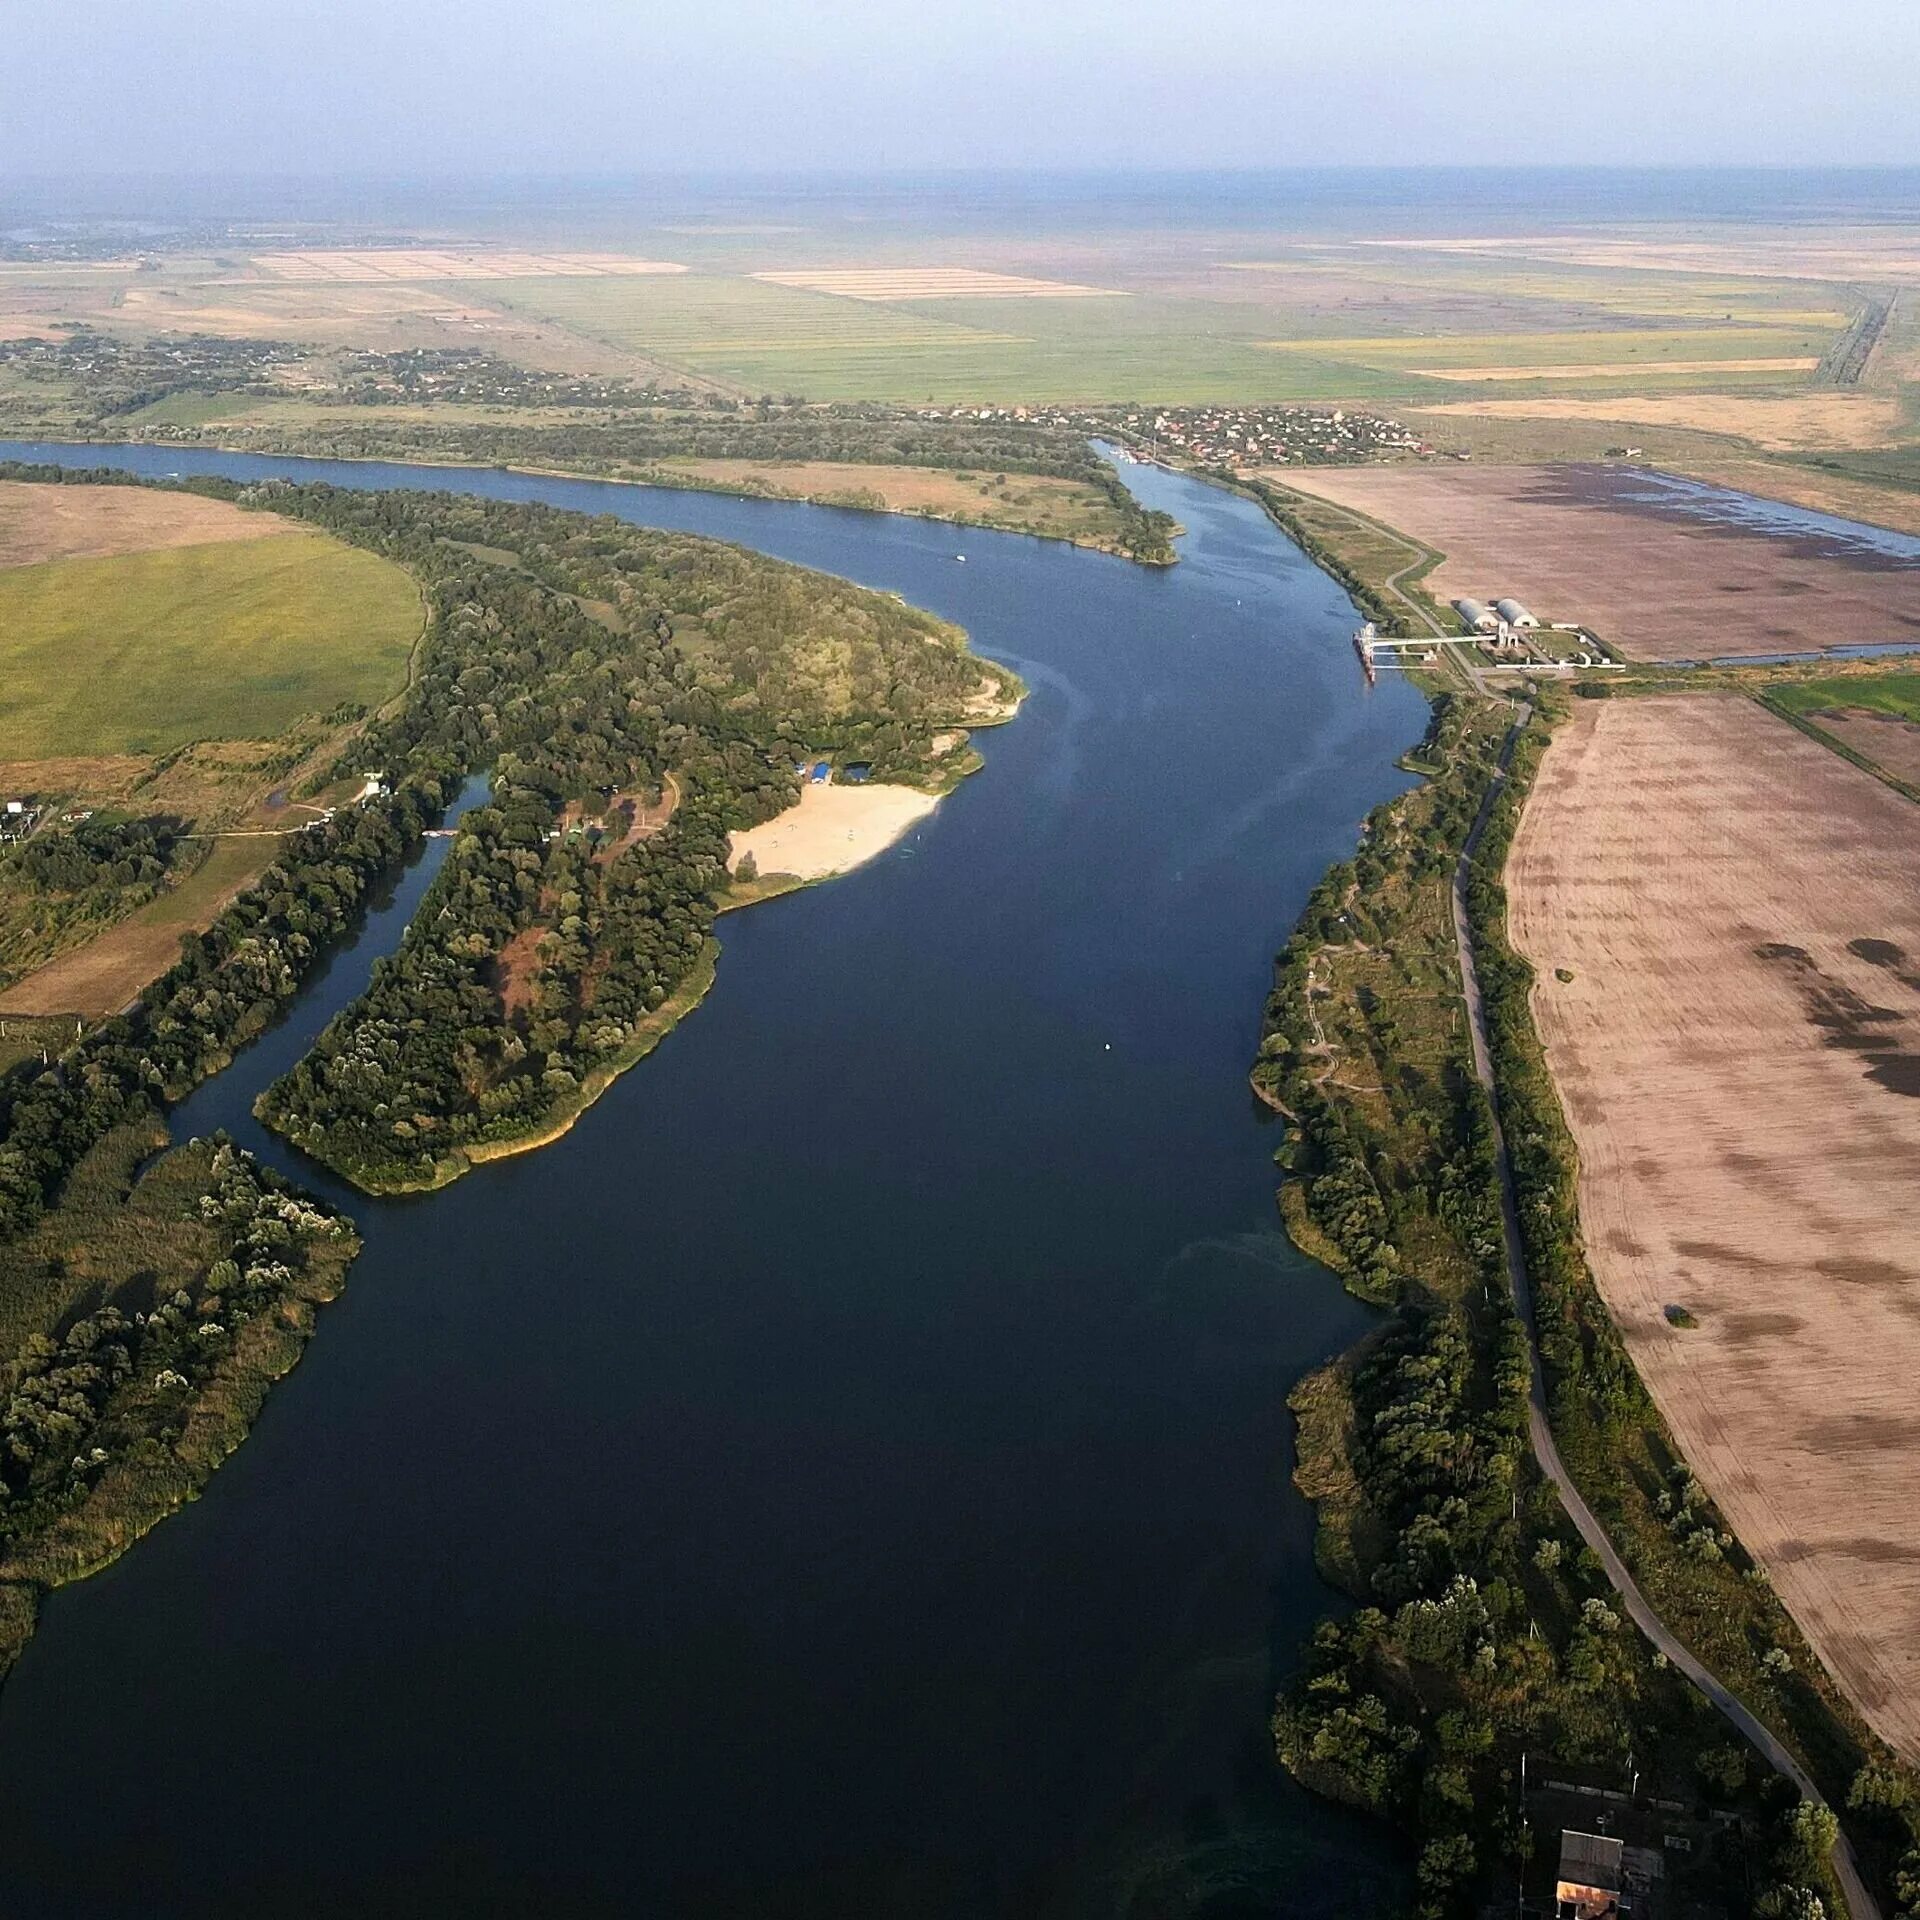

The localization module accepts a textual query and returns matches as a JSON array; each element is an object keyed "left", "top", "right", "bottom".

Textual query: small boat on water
[{"left": 1353, "top": 621, "right": 1378, "bottom": 685}]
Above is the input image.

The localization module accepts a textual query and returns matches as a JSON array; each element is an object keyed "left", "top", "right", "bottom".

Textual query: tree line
[{"left": 1254, "top": 692, "right": 1880, "bottom": 1917}]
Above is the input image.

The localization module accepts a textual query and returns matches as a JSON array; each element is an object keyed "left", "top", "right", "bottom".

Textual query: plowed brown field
[
  {"left": 1508, "top": 694, "right": 1920, "bottom": 1758},
  {"left": 1281, "top": 465, "right": 1920, "bottom": 659}
]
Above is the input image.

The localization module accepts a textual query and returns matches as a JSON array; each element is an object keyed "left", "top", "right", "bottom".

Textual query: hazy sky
[{"left": 6, "top": 0, "right": 1916, "bottom": 175}]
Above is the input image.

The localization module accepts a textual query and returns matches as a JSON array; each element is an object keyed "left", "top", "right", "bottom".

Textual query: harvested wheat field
[
  {"left": 1283, "top": 464, "right": 1920, "bottom": 659},
  {"left": 751, "top": 267, "right": 1121, "bottom": 300},
  {"left": 1508, "top": 693, "right": 1920, "bottom": 1758},
  {"left": 1809, "top": 709, "right": 1920, "bottom": 786},
  {"left": 1413, "top": 391, "right": 1904, "bottom": 452},
  {"left": 0, "top": 481, "right": 285, "bottom": 570},
  {"left": 248, "top": 250, "right": 687, "bottom": 281}
]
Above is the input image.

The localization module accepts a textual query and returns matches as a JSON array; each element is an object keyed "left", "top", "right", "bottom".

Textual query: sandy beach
[{"left": 726, "top": 781, "right": 938, "bottom": 881}]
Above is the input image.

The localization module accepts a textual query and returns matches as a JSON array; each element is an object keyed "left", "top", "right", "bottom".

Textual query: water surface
[{"left": 0, "top": 444, "right": 1424, "bottom": 1918}]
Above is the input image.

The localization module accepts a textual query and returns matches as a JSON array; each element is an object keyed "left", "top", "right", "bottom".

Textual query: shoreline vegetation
[
  {"left": 0, "top": 1127, "right": 360, "bottom": 1687},
  {"left": 349, "top": 938, "right": 723, "bottom": 1194},
  {"left": 0, "top": 461, "right": 1019, "bottom": 1696},
  {"left": 1256, "top": 678, "right": 1920, "bottom": 1916},
  {"left": 4, "top": 412, "right": 1181, "bottom": 567},
  {"left": 243, "top": 481, "right": 1021, "bottom": 1195}
]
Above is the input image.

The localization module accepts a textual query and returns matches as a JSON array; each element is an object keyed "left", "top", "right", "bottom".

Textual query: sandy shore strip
[{"left": 726, "top": 782, "right": 938, "bottom": 881}]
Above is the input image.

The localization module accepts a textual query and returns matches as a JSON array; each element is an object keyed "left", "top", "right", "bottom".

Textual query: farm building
[
  {"left": 1554, "top": 1831, "right": 1627, "bottom": 1919},
  {"left": 1453, "top": 597, "right": 1498, "bottom": 634},
  {"left": 1496, "top": 597, "right": 1540, "bottom": 628}
]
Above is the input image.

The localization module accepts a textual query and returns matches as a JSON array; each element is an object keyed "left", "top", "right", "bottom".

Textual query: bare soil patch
[
  {"left": 0, "top": 835, "right": 282, "bottom": 1017},
  {"left": 492, "top": 924, "right": 548, "bottom": 1019},
  {"left": 0, "top": 482, "right": 290, "bottom": 570},
  {"left": 1283, "top": 464, "right": 1920, "bottom": 659},
  {"left": 1508, "top": 694, "right": 1920, "bottom": 1759},
  {"left": 1810, "top": 708, "right": 1920, "bottom": 786}
]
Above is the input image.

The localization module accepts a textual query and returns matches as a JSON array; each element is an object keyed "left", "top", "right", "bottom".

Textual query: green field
[
  {"left": 468, "top": 265, "right": 1855, "bottom": 406},
  {"left": 1768, "top": 671, "right": 1920, "bottom": 723},
  {"left": 481, "top": 274, "right": 1468, "bottom": 403},
  {"left": 0, "top": 531, "right": 420, "bottom": 757}
]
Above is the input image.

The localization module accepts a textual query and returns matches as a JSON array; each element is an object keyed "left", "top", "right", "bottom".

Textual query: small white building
[
  {"left": 1453, "top": 597, "right": 1498, "bottom": 635},
  {"left": 1495, "top": 597, "right": 1539, "bottom": 629}
]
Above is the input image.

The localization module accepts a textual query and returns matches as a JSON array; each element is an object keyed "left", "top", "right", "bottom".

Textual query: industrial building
[
  {"left": 1453, "top": 596, "right": 1498, "bottom": 634},
  {"left": 1496, "top": 597, "right": 1540, "bottom": 628}
]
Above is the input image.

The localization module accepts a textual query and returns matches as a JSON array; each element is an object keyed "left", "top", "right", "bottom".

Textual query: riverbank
[
  {"left": 0, "top": 443, "right": 1428, "bottom": 1918},
  {"left": 0, "top": 1129, "right": 358, "bottom": 1686},
  {"left": 18, "top": 428, "right": 1184, "bottom": 566},
  {"left": 351, "top": 939, "right": 724, "bottom": 1194},
  {"left": 1260, "top": 678, "right": 1920, "bottom": 1914},
  {"left": 726, "top": 781, "right": 941, "bottom": 883}
]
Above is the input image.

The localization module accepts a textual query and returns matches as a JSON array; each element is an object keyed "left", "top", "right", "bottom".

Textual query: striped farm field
[
  {"left": 1257, "top": 326, "right": 1841, "bottom": 379},
  {"left": 751, "top": 266, "right": 1122, "bottom": 300},
  {"left": 480, "top": 274, "right": 1024, "bottom": 363}
]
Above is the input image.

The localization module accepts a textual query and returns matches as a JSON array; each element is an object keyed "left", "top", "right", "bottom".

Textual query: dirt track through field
[
  {"left": 1283, "top": 465, "right": 1920, "bottom": 659},
  {"left": 1508, "top": 694, "right": 1920, "bottom": 1760}
]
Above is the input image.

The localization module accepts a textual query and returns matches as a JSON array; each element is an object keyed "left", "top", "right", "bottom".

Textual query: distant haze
[{"left": 5, "top": 0, "right": 1916, "bottom": 177}]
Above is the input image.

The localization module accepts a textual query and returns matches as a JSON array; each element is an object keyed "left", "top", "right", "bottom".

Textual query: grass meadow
[{"left": 0, "top": 531, "right": 421, "bottom": 757}]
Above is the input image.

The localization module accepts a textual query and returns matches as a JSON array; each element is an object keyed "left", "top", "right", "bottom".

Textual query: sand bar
[{"left": 726, "top": 781, "right": 938, "bottom": 881}]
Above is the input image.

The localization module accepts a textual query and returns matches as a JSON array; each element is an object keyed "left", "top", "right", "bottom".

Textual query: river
[{"left": 0, "top": 443, "right": 1426, "bottom": 1918}]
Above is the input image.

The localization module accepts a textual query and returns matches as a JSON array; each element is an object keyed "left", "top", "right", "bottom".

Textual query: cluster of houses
[
  {"left": 911, "top": 402, "right": 1425, "bottom": 468},
  {"left": 333, "top": 348, "right": 657, "bottom": 410}
]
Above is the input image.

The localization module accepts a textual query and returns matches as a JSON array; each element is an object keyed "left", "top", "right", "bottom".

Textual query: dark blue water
[{"left": 0, "top": 444, "right": 1425, "bottom": 1918}]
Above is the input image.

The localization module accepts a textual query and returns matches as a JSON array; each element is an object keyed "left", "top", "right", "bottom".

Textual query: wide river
[{"left": 0, "top": 444, "right": 1424, "bottom": 1918}]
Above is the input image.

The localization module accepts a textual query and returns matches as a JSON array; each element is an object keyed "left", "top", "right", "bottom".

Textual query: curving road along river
[
  {"left": 1450, "top": 716, "right": 1880, "bottom": 1920},
  {"left": 0, "top": 444, "right": 1431, "bottom": 1919}
]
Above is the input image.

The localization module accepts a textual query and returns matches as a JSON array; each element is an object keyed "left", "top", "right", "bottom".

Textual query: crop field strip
[
  {"left": 247, "top": 250, "right": 688, "bottom": 281},
  {"left": 750, "top": 266, "right": 1123, "bottom": 300},
  {"left": 480, "top": 273, "right": 1477, "bottom": 401},
  {"left": 1507, "top": 694, "right": 1920, "bottom": 1762}
]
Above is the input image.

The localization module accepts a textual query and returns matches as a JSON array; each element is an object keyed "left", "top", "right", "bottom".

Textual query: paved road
[{"left": 1451, "top": 714, "right": 1881, "bottom": 1920}]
